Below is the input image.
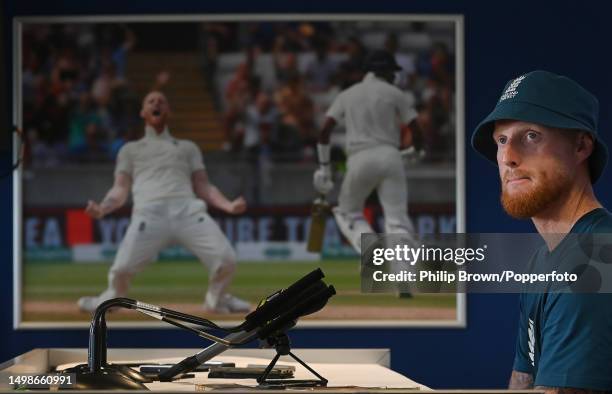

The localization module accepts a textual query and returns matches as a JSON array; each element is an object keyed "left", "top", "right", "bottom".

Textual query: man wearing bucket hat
[{"left": 472, "top": 70, "right": 612, "bottom": 391}]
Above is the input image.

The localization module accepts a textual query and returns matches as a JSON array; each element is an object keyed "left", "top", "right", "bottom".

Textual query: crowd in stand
[
  {"left": 22, "top": 24, "right": 139, "bottom": 166},
  {"left": 204, "top": 21, "right": 456, "bottom": 163},
  {"left": 21, "top": 21, "right": 455, "bottom": 167}
]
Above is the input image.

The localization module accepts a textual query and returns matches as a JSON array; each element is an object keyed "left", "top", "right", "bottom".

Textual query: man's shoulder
[
  {"left": 174, "top": 139, "right": 204, "bottom": 160},
  {"left": 343, "top": 79, "right": 401, "bottom": 99},
  {"left": 370, "top": 79, "right": 404, "bottom": 98},
  {"left": 591, "top": 208, "right": 612, "bottom": 232},
  {"left": 342, "top": 80, "right": 372, "bottom": 95},
  {"left": 579, "top": 208, "right": 612, "bottom": 233},
  {"left": 117, "top": 140, "right": 138, "bottom": 155},
  {"left": 333, "top": 86, "right": 351, "bottom": 100},
  {"left": 521, "top": 292, "right": 612, "bottom": 322},
  {"left": 545, "top": 293, "right": 612, "bottom": 311},
  {"left": 175, "top": 138, "right": 199, "bottom": 150}
]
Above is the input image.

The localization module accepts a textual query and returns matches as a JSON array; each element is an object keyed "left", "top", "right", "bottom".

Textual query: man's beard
[{"left": 500, "top": 168, "right": 572, "bottom": 219}]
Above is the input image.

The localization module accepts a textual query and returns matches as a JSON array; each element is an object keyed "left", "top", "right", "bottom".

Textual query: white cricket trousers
[
  {"left": 96, "top": 198, "right": 236, "bottom": 308},
  {"left": 338, "top": 144, "right": 415, "bottom": 234}
]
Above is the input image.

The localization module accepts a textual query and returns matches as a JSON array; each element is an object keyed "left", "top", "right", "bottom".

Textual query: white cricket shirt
[
  {"left": 115, "top": 126, "right": 205, "bottom": 208},
  {"left": 326, "top": 72, "right": 418, "bottom": 155}
]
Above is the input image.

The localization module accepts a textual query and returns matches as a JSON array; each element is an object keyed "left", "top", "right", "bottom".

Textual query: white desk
[{"left": 0, "top": 348, "right": 427, "bottom": 392}]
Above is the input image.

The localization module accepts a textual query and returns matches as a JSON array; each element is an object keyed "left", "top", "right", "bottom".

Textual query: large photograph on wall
[{"left": 14, "top": 15, "right": 464, "bottom": 327}]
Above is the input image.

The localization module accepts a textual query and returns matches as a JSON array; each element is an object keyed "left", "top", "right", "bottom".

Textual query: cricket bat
[{"left": 306, "top": 194, "right": 330, "bottom": 252}]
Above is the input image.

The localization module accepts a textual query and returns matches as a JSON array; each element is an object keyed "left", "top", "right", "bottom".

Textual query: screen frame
[{"left": 13, "top": 13, "right": 466, "bottom": 329}]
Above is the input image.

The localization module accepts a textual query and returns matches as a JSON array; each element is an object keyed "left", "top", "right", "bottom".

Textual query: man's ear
[
  {"left": 576, "top": 132, "right": 594, "bottom": 163},
  {"left": 140, "top": 108, "right": 145, "bottom": 119}
]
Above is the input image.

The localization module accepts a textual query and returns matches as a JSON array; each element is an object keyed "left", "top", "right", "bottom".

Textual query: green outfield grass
[{"left": 23, "top": 260, "right": 456, "bottom": 315}]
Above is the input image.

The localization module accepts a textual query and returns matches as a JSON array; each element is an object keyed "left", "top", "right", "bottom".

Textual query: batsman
[{"left": 313, "top": 50, "right": 421, "bottom": 253}]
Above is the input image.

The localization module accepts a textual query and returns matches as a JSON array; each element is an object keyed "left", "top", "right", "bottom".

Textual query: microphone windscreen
[
  {"left": 243, "top": 269, "right": 325, "bottom": 329},
  {"left": 257, "top": 285, "right": 336, "bottom": 339}
]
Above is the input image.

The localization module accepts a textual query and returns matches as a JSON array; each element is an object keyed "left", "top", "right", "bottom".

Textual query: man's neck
[
  {"left": 531, "top": 179, "right": 601, "bottom": 249},
  {"left": 145, "top": 124, "right": 168, "bottom": 137},
  {"left": 150, "top": 124, "right": 165, "bottom": 134},
  {"left": 366, "top": 72, "right": 390, "bottom": 84}
]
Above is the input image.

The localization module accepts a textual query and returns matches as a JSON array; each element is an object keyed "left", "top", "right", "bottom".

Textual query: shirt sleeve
[
  {"left": 114, "top": 144, "right": 133, "bottom": 176},
  {"left": 535, "top": 294, "right": 612, "bottom": 390},
  {"left": 513, "top": 294, "right": 534, "bottom": 374},
  {"left": 396, "top": 91, "right": 418, "bottom": 125},
  {"left": 187, "top": 141, "right": 205, "bottom": 173},
  {"left": 326, "top": 92, "right": 345, "bottom": 122}
]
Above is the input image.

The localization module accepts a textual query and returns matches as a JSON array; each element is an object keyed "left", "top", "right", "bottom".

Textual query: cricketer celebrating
[
  {"left": 472, "top": 70, "right": 612, "bottom": 391},
  {"left": 313, "top": 50, "right": 420, "bottom": 253},
  {"left": 78, "top": 91, "right": 251, "bottom": 314}
]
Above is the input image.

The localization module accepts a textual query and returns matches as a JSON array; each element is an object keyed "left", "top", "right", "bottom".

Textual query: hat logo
[{"left": 500, "top": 75, "right": 526, "bottom": 102}]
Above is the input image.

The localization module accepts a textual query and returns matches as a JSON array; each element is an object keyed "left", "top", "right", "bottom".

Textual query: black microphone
[
  {"left": 242, "top": 268, "right": 325, "bottom": 331},
  {"left": 257, "top": 285, "right": 336, "bottom": 340}
]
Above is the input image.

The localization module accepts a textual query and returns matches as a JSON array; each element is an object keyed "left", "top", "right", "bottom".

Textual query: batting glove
[{"left": 313, "top": 165, "right": 334, "bottom": 194}]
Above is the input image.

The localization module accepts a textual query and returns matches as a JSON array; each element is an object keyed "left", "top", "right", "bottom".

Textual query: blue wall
[{"left": 2, "top": 0, "right": 611, "bottom": 389}]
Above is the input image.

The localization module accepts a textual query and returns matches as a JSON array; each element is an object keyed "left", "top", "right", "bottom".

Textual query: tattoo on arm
[
  {"left": 535, "top": 387, "right": 612, "bottom": 394},
  {"left": 509, "top": 373, "right": 608, "bottom": 393},
  {"left": 509, "top": 370, "right": 534, "bottom": 389}
]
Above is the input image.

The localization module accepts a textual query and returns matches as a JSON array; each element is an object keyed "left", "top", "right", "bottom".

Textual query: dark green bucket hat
[{"left": 471, "top": 70, "right": 608, "bottom": 183}]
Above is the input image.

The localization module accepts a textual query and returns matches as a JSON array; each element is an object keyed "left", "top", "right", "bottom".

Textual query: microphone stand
[
  {"left": 254, "top": 284, "right": 335, "bottom": 387},
  {"left": 63, "top": 298, "right": 150, "bottom": 390},
  {"left": 158, "top": 268, "right": 329, "bottom": 381},
  {"left": 63, "top": 297, "right": 230, "bottom": 390},
  {"left": 63, "top": 269, "right": 335, "bottom": 390},
  {"left": 160, "top": 281, "right": 336, "bottom": 387},
  {"left": 257, "top": 332, "right": 327, "bottom": 387}
]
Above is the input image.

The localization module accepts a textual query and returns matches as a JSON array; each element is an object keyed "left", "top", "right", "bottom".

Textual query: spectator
[
  {"left": 80, "top": 122, "right": 108, "bottom": 162},
  {"left": 274, "top": 72, "right": 316, "bottom": 157},
  {"left": 27, "top": 128, "right": 61, "bottom": 168},
  {"left": 223, "top": 63, "right": 254, "bottom": 150},
  {"left": 274, "top": 47, "right": 300, "bottom": 85},
  {"left": 50, "top": 46, "right": 79, "bottom": 98},
  {"left": 68, "top": 92, "right": 102, "bottom": 155},
  {"left": 337, "top": 36, "right": 366, "bottom": 89},
  {"left": 22, "top": 23, "right": 140, "bottom": 165},
  {"left": 305, "top": 39, "right": 338, "bottom": 92},
  {"left": 111, "top": 25, "right": 136, "bottom": 80},
  {"left": 225, "top": 63, "right": 251, "bottom": 111},
  {"left": 242, "top": 92, "right": 278, "bottom": 154},
  {"left": 384, "top": 33, "right": 416, "bottom": 90},
  {"left": 91, "top": 62, "right": 123, "bottom": 107},
  {"left": 416, "top": 42, "right": 454, "bottom": 160}
]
